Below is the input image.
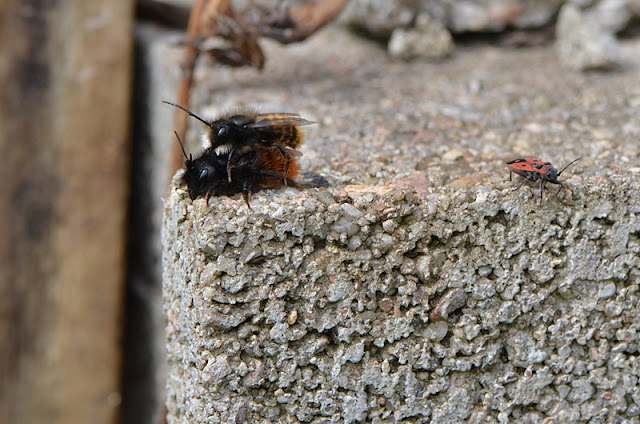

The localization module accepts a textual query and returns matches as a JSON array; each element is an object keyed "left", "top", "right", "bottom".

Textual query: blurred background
[{"left": 1, "top": 1, "right": 638, "bottom": 423}]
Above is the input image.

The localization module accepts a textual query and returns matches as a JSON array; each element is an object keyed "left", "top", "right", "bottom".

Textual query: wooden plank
[{"left": 0, "top": 1, "right": 133, "bottom": 423}]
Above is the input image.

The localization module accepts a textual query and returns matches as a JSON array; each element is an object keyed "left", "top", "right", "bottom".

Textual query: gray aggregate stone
[
  {"left": 388, "top": 14, "right": 454, "bottom": 61},
  {"left": 556, "top": 3, "right": 623, "bottom": 71},
  {"left": 341, "top": 0, "right": 639, "bottom": 70}
]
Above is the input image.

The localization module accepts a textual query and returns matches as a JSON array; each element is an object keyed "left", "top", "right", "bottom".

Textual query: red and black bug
[{"left": 506, "top": 157, "right": 581, "bottom": 200}]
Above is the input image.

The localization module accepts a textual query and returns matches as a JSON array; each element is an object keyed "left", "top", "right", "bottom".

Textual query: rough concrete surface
[{"left": 162, "top": 26, "right": 640, "bottom": 423}]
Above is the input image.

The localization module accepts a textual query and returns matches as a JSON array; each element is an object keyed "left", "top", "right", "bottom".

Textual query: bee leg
[
  {"left": 226, "top": 147, "right": 236, "bottom": 183},
  {"left": 205, "top": 190, "right": 211, "bottom": 206},
  {"left": 241, "top": 180, "right": 252, "bottom": 209},
  {"left": 242, "top": 190, "right": 252, "bottom": 210},
  {"left": 276, "top": 144, "right": 291, "bottom": 185},
  {"left": 283, "top": 158, "right": 291, "bottom": 186}
]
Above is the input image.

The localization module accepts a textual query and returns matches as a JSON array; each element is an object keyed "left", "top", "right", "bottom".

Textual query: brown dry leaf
[
  {"left": 197, "top": 0, "right": 349, "bottom": 64},
  {"left": 198, "top": 0, "right": 232, "bottom": 36},
  {"left": 285, "top": 0, "right": 348, "bottom": 42}
]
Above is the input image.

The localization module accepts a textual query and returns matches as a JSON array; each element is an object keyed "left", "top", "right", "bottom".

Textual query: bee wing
[
  {"left": 285, "top": 147, "right": 303, "bottom": 158},
  {"left": 249, "top": 114, "right": 316, "bottom": 128}
]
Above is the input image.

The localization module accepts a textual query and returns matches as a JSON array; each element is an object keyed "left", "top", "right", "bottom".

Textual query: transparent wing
[{"left": 248, "top": 114, "right": 316, "bottom": 128}]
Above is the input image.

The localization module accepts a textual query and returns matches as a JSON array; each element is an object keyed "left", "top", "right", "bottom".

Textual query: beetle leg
[{"left": 512, "top": 176, "right": 529, "bottom": 192}]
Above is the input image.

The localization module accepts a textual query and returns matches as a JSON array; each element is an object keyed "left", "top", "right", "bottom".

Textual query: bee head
[
  {"left": 173, "top": 130, "right": 221, "bottom": 200},
  {"left": 211, "top": 121, "right": 234, "bottom": 144},
  {"left": 209, "top": 113, "right": 255, "bottom": 150},
  {"left": 216, "top": 123, "right": 230, "bottom": 138},
  {"left": 182, "top": 154, "right": 232, "bottom": 200}
]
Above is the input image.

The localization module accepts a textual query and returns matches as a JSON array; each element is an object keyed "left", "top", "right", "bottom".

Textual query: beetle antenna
[
  {"left": 558, "top": 157, "right": 582, "bottom": 176},
  {"left": 173, "top": 131, "right": 191, "bottom": 161},
  {"left": 163, "top": 100, "right": 211, "bottom": 128}
]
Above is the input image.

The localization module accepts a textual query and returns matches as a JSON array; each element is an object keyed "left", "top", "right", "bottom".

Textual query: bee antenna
[
  {"left": 163, "top": 100, "right": 211, "bottom": 128},
  {"left": 558, "top": 157, "right": 582, "bottom": 175},
  {"left": 173, "top": 131, "right": 190, "bottom": 161}
]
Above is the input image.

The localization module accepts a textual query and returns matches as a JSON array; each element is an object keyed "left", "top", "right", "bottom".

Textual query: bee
[
  {"left": 163, "top": 101, "right": 314, "bottom": 184},
  {"left": 173, "top": 130, "right": 299, "bottom": 208}
]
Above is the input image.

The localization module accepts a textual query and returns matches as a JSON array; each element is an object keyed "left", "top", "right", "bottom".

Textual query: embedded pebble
[
  {"left": 599, "top": 282, "right": 617, "bottom": 299},
  {"left": 477, "top": 266, "right": 493, "bottom": 277}
]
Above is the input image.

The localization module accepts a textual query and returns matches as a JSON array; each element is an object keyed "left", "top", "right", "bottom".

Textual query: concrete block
[
  {"left": 163, "top": 175, "right": 640, "bottom": 422},
  {"left": 158, "top": 24, "right": 640, "bottom": 423}
]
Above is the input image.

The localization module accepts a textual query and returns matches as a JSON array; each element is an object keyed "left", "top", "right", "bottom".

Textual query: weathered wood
[{"left": 0, "top": 1, "right": 133, "bottom": 423}]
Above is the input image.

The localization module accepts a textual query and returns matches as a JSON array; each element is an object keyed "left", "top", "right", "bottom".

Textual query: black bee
[
  {"left": 163, "top": 101, "right": 314, "bottom": 184},
  {"left": 173, "top": 131, "right": 296, "bottom": 208}
]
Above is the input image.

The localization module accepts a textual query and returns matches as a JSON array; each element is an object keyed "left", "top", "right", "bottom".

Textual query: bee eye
[
  {"left": 199, "top": 168, "right": 209, "bottom": 180},
  {"left": 217, "top": 126, "right": 228, "bottom": 137}
]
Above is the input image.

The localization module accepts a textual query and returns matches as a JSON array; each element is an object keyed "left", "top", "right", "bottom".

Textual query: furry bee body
[
  {"left": 165, "top": 101, "right": 313, "bottom": 185},
  {"left": 209, "top": 111, "right": 308, "bottom": 156},
  {"left": 181, "top": 147, "right": 297, "bottom": 207},
  {"left": 165, "top": 101, "right": 312, "bottom": 207}
]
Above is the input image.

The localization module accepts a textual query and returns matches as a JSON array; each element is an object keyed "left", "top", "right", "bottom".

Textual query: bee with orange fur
[{"left": 165, "top": 101, "right": 313, "bottom": 207}]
